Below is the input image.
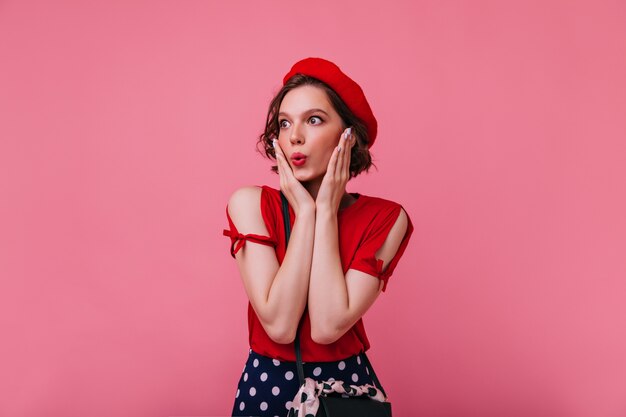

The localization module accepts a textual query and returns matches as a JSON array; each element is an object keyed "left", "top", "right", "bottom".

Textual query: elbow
[
  {"left": 265, "top": 322, "right": 297, "bottom": 345},
  {"left": 310, "top": 324, "right": 341, "bottom": 345}
]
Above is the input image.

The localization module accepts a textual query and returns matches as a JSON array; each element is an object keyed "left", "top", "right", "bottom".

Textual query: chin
[
  {"left": 294, "top": 170, "right": 320, "bottom": 183},
  {"left": 294, "top": 173, "right": 311, "bottom": 182}
]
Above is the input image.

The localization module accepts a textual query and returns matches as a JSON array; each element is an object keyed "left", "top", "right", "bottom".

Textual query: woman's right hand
[{"left": 273, "top": 139, "right": 315, "bottom": 216}]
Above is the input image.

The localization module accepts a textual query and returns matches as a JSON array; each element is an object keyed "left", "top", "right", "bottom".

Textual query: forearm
[
  {"left": 264, "top": 208, "right": 315, "bottom": 340},
  {"left": 308, "top": 207, "right": 350, "bottom": 341}
]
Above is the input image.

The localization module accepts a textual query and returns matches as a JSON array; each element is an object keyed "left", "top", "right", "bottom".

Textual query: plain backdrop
[{"left": 1, "top": 1, "right": 625, "bottom": 416}]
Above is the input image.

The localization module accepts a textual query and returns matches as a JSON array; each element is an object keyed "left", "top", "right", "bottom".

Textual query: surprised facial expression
[{"left": 277, "top": 85, "right": 345, "bottom": 183}]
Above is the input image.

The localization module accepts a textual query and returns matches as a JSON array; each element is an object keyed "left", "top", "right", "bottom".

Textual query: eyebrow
[{"left": 277, "top": 108, "right": 330, "bottom": 118}]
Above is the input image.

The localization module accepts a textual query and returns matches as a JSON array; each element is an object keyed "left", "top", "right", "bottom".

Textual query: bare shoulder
[
  {"left": 228, "top": 185, "right": 262, "bottom": 211},
  {"left": 376, "top": 207, "right": 409, "bottom": 267},
  {"left": 391, "top": 207, "right": 409, "bottom": 236},
  {"left": 372, "top": 197, "right": 410, "bottom": 238},
  {"left": 227, "top": 186, "right": 268, "bottom": 235}
]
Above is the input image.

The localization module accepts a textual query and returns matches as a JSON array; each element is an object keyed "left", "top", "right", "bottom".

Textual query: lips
[{"left": 291, "top": 153, "right": 307, "bottom": 167}]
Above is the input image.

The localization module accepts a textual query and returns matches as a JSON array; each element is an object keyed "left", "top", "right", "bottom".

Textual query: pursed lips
[
  {"left": 291, "top": 153, "right": 307, "bottom": 166},
  {"left": 291, "top": 152, "right": 306, "bottom": 161}
]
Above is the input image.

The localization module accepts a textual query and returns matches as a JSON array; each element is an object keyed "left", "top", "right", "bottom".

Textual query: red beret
[{"left": 282, "top": 57, "right": 378, "bottom": 148}]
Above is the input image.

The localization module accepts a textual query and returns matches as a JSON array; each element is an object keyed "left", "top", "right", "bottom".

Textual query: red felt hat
[{"left": 282, "top": 57, "right": 378, "bottom": 148}]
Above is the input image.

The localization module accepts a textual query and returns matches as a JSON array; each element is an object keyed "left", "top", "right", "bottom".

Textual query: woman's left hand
[{"left": 316, "top": 127, "right": 356, "bottom": 213}]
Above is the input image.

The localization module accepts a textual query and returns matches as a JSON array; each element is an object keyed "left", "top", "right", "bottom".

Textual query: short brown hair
[{"left": 257, "top": 74, "right": 376, "bottom": 178}]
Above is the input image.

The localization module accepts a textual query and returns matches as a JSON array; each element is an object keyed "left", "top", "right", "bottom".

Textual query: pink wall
[{"left": 1, "top": 1, "right": 625, "bottom": 416}]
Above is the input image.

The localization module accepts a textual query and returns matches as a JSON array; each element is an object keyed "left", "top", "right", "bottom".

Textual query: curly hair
[{"left": 256, "top": 74, "right": 376, "bottom": 178}]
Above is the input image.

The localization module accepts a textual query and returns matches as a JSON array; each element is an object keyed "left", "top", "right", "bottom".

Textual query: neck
[
  {"left": 302, "top": 178, "right": 323, "bottom": 200},
  {"left": 302, "top": 178, "right": 353, "bottom": 209}
]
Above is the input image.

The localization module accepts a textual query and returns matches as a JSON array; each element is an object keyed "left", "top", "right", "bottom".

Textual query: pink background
[{"left": 1, "top": 1, "right": 625, "bottom": 416}]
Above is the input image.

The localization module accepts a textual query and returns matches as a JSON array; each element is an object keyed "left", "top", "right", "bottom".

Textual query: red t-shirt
[{"left": 223, "top": 185, "right": 414, "bottom": 362}]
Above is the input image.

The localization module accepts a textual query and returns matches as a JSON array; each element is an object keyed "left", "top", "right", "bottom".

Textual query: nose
[{"left": 289, "top": 123, "right": 305, "bottom": 145}]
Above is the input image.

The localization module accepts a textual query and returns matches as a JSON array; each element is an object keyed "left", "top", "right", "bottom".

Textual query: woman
[{"left": 223, "top": 57, "right": 414, "bottom": 417}]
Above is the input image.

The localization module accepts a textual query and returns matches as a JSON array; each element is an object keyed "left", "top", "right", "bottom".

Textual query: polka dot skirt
[{"left": 231, "top": 349, "right": 375, "bottom": 417}]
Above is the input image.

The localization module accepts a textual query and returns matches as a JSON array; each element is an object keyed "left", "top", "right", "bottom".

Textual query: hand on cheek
[
  {"left": 273, "top": 139, "right": 315, "bottom": 215},
  {"left": 316, "top": 127, "right": 355, "bottom": 213}
]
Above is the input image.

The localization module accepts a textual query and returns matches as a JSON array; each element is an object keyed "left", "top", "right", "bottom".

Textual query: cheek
[{"left": 317, "top": 147, "right": 335, "bottom": 168}]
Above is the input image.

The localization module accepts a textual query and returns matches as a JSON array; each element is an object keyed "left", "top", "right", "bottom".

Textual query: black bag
[{"left": 280, "top": 192, "right": 392, "bottom": 417}]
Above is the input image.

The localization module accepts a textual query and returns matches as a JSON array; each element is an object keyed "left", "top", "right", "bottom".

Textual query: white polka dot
[
  {"left": 338, "top": 361, "right": 346, "bottom": 370},
  {"left": 313, "top": 366, "right": 322, "bottom": 376},
  {"left": 236, "top": 388, "right": 240, "bottom": 398},
  {"left": 243, "top": 372, "right": 248, "bottom": 382},
  {"left": 239, "top": 401, "right": 245, "bottom": 411},
  {"left": 273, "top": 359, "right": 281, "bottom": 366},
  {"left": 365, "top": 367, "right": 370, "bottom": 375},
  {"left": 260, "top": 402, "right": 268, "bottom": 411},
  {"left": 357, "top": 356, "right": 362, "bottom": 365},
  {"left": 249, "top": 387, "right": 256, "bottom": 396},
  {"left": 327, "top": 377, "right": 335, "bottom": 382},
  {"left": 260, "top": 372, "right": 268, "bottom": 382},
  {"left": 253, "top": 358, "right": 259, "bottom": 368},
  {"left": 285, "top": 401, "right": 293, "bottom": 410},
  {"left": 352, "top": 373, "right": 359, "bottom": 382},
  {"left": 272, "top": 386, "right": 280, "bottom": 396},
  {"left": 285, "top": 371, "right": 294, "bottom": 380}
]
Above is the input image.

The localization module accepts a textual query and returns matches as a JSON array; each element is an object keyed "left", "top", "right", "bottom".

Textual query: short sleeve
[
  {"left": 348, "top": 205, "right": 414, "bottom": 292},
  {"left": 222, "top": 187, "right": 279, "bottom": 258}
]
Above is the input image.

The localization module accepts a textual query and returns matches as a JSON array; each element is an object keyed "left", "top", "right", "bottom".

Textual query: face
[{"left": 277, "top": 85, "right": 345, "bottom": 183}]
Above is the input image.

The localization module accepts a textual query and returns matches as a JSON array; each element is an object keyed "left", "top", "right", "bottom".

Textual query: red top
[{"left": 223, "top": 185, "right": 414, "bottom": 362}]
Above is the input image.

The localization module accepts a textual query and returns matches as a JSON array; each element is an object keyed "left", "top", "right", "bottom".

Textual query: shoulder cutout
[
  {"left": 227, "top": 186, "right": 268, "bottom": 236},
  {"left": 224, "top": 186, "right": 277, "bottom": 258},
  {"left": 376, "top": 207, "right": 409, "bottom": 273},
  {"left": 348, "top": 205, "right": 414, "bottom": 292}
]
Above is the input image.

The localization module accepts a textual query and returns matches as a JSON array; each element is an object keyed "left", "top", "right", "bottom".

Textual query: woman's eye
[
  {"left": 309, "top": 116, "right": 323, "bottom": 125},
  {"left": 279, "top": 119, "right": 290, "bottom": 129}
]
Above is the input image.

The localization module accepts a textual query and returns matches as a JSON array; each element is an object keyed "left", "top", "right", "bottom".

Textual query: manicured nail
[
  {"left": 272, "top": 139, "right": 277, "bottom": 148},
  {"left": 337, "top": 146, "right": 342, "bottom": 152},
  {"left": 347, "top": 127, "right": 352, "bottom": 136}
]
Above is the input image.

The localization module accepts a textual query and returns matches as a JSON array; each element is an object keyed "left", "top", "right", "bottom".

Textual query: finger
[
  {"left": 274, "top": 139, "right": 299, "bottom": 192},
  {"left": 274, "top": 139, "right": 290, "bottom": 173},
  {"left": 273, "top": 139, "right": 289, "bottom": 186},
  {"left": 326, "top": 138, "right": 341, "bottom": 179},
  {"left": 273, "top": 138, "right": 284, "bottom": 161},
  {"left": 336, "top": 128, "right": 350, "bottom": 178},
  {"left": 344, "top": 129, "right": 355, "bottom": 178}
]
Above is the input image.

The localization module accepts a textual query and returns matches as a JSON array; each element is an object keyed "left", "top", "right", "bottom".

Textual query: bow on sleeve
[{"left": 223, "top": 229, "right": 278, "bottom": 258}]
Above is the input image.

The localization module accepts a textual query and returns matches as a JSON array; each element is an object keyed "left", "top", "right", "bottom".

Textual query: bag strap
[
  {"left": 279, "top": 192, "right": 307, "bottom": 385},
  {"left": 280, "top": 191, "right": 304, "bottom": 386},
  {"left": 280, "top": 191, "right": 291, "bottom": 245},
  {"left": 280, "top": 191, "right": 388, "bottom": 398}
]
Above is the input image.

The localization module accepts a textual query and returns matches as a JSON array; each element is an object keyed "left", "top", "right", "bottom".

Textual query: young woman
[{"left": 223, "top": 57, "right": 414, "bottom": 417}]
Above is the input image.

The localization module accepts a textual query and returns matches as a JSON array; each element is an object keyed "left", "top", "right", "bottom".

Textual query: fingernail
[
  {"left": 347, "top": 127, "right": 352, "bottom": 136},
  {"left": 337, "top": 146, "right": 341, "bottom": 152},
  {"left": 272, "top": 139, "right": 277, "bottom": 148}
]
